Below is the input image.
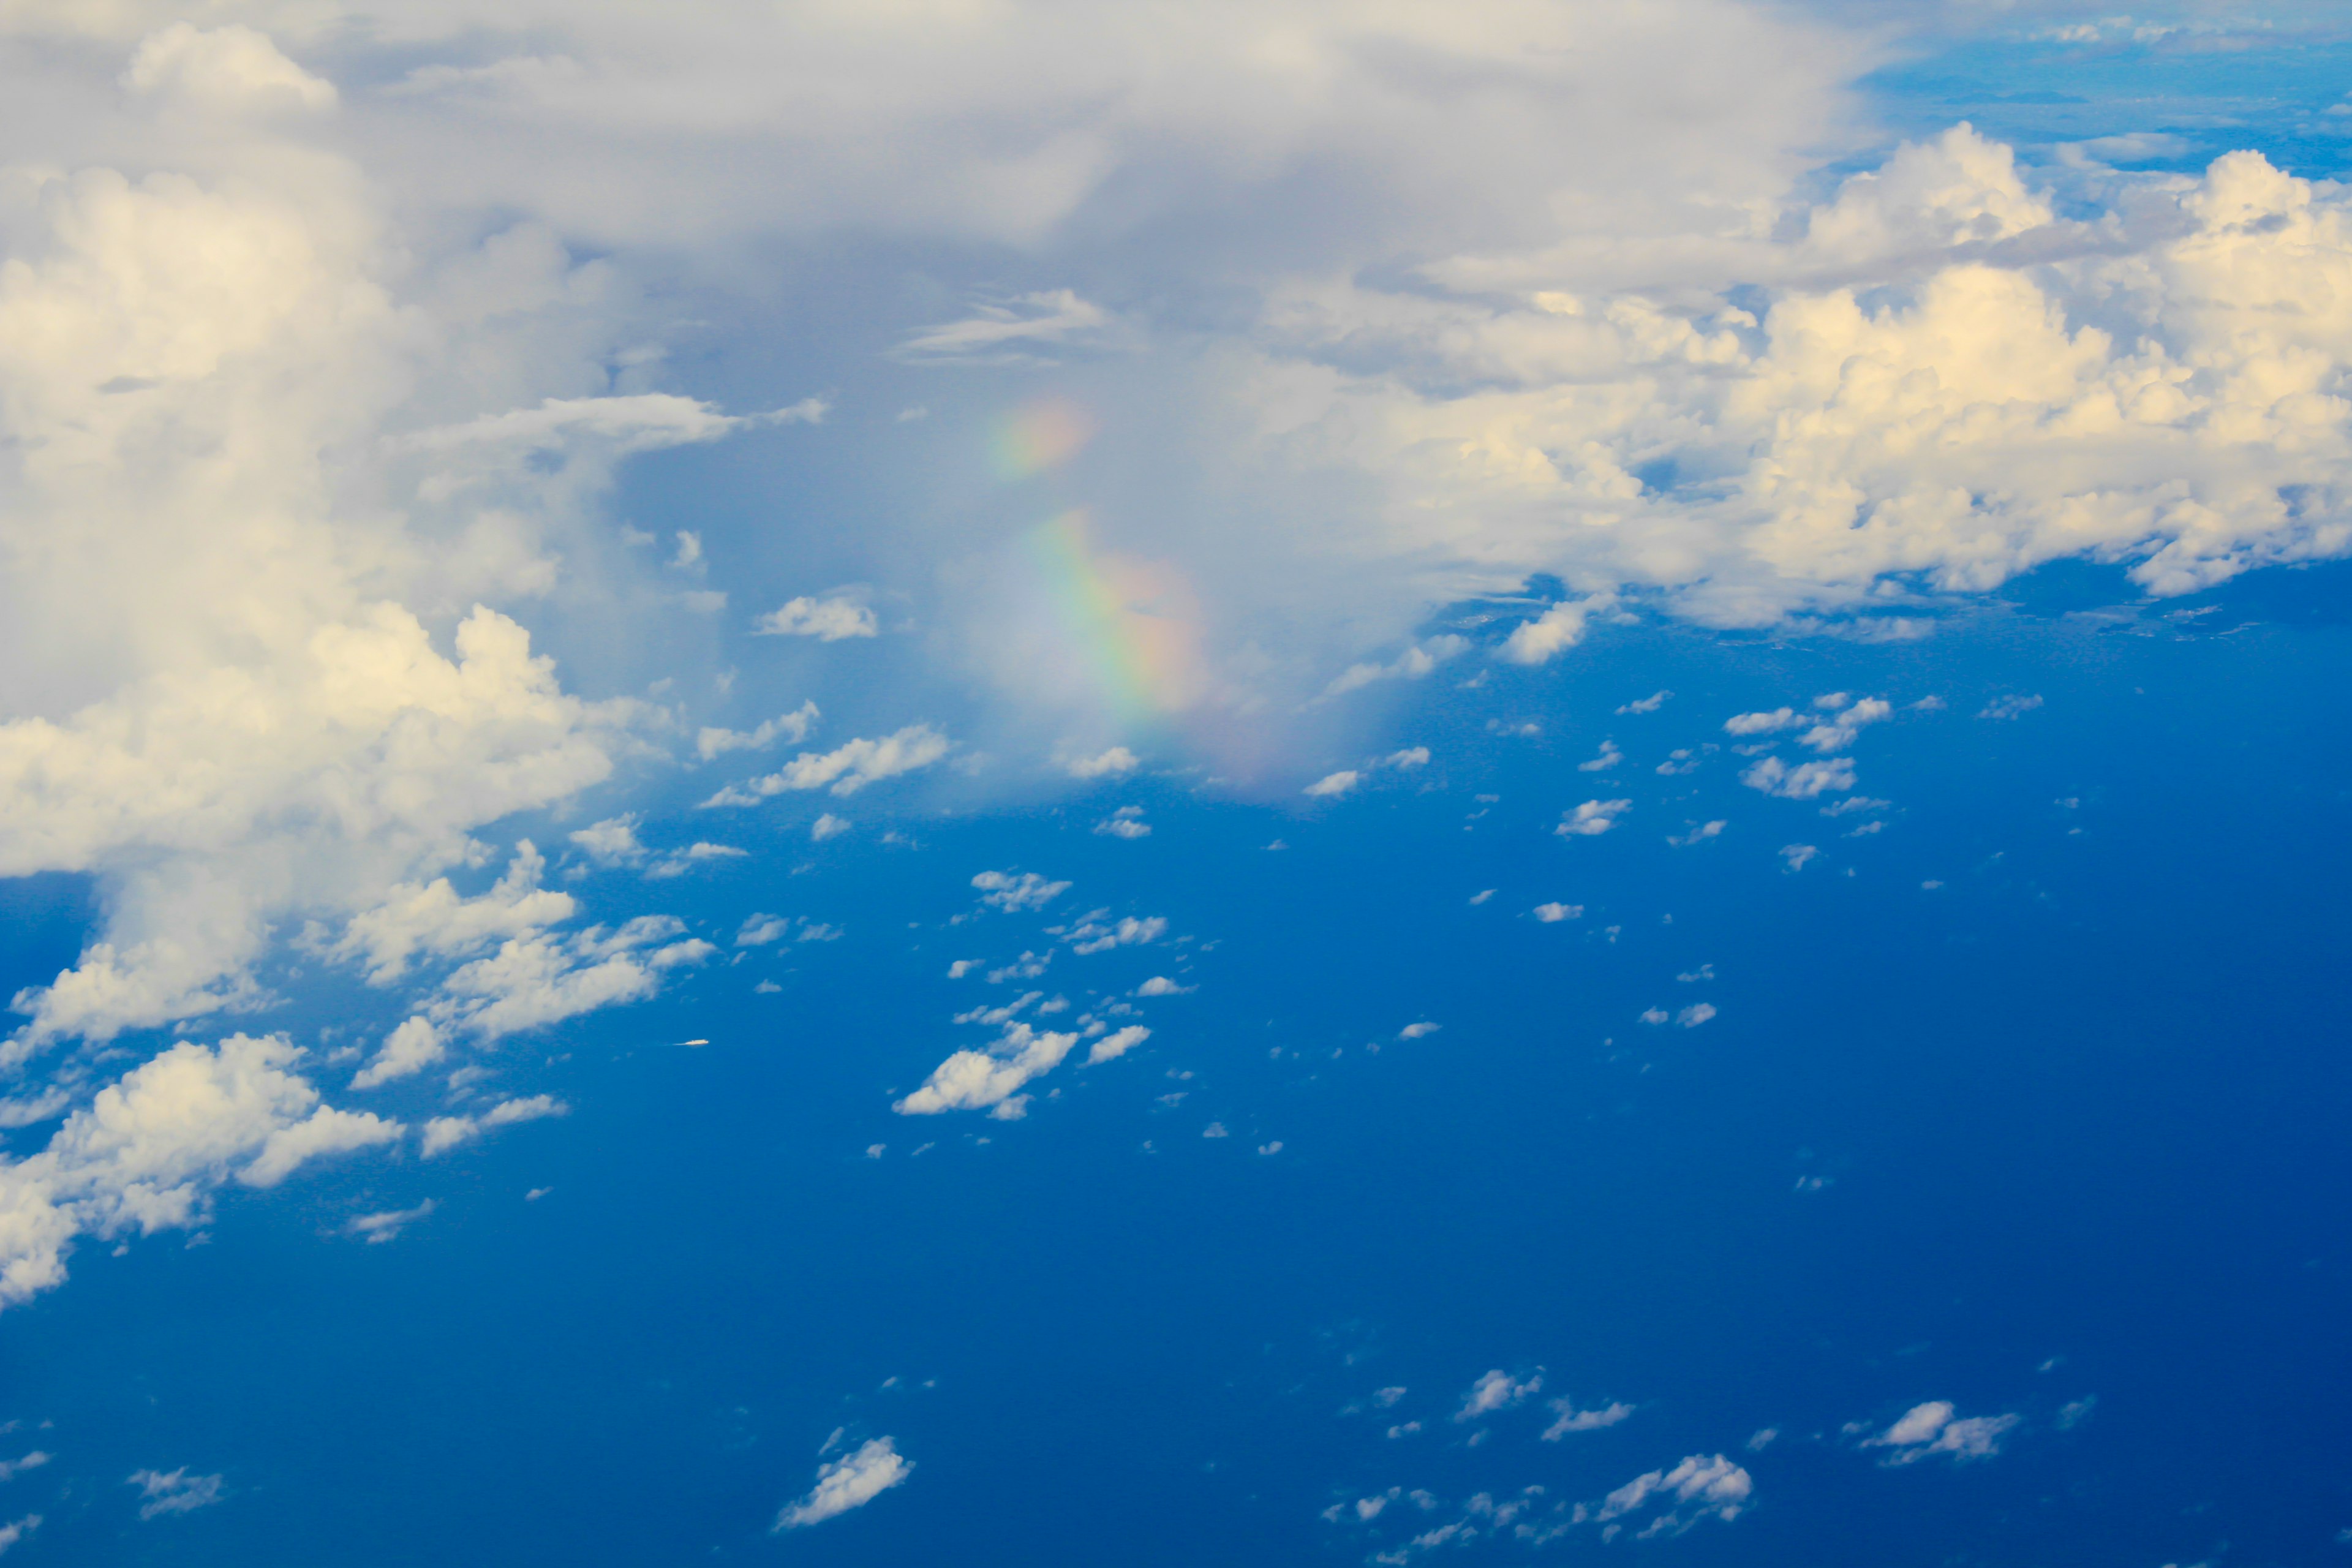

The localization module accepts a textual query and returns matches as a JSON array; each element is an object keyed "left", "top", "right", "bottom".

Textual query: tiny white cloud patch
[
  {"left": 1532, "top": 902, "right": 1582, "bottom": 922},
  {"left": 1455, "top": 1368, "right": 1542, "bottom": 1421},
  {"left": 1558, "top": 799, "right": 1630, "bottom": 837},
  {"left": 127, "top": 1467, "right": 224, "bottom": 1520},
  {"left": 1398, "top": 1021, "right": 1440, "bottom": 1040},
  {"left": 972, "top": 871, "right": 1071, "bottom": 912},
  {"left": 1616, "top": 690, "right": 1671, "bottom": 714},
  {"left": 703, "top": 726, "right": 950, "bottom": 804},
  {"left": 698, "top": 701, "right": 820, "bottom": 760},
  {"left": 1577, "top": 741, "right": 1623, "bottom": 772},
  {"left": 1724, "top": 707, "right": 1801, "bottom": 735},
  {"left": 1304, "top": 770, "right": 1360, "bottom": 797},
  {"left": 1501, "top": 594, "right": 1613, "bottom": 664},
  {"left": 347, "top": 1200, "right": 434, "bottom": 1245},
  {"left": 773, "top": 1436, "right": 910, "bottom": 1531},
  {"left": 1384, "top": 746, "right": 1430, "bottom": 769},
  {"left": 1741, "top": 756, "right": 1856, "bottom": 799},
  {"left": 1066, "top": 746, "right": 1139, "bottom": 779},
  {"left": 895, "top": 1023, "right": 1079, "bottom": 1118},
  {"left": 753, "top": 594, "right": 877, "bottom": 641},
  {"left": 1863, "top": 1401, "right": 2021, "bottom": 1465},
  {"left": 1085, "top": 1024, "right": 1151, "bottom": 1064},
  {"left": 1133, "top": 976, "right": 1191, "bottom": 997},
  {"left": 811, "top": 813, "right": 852, "bottom": 841},
  {"left": 1543, "top": 1398, "right": 1636, "bottom": 1439}
]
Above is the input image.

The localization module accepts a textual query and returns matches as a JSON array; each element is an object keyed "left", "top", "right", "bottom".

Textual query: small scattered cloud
[
  {"left": 1066, "top": 747, "right": 1139, "bottom": 779},
  {"left": 1667, "top": 820, "right": 1725, "bottom": 846},
  {"left": 1095, "top": 807, "right": 1150, "bottom": 839},
  {"left": 1456, "top": 1368, "right": 1542, "bottom": 1422},
  {"left": 420, "top": 1095, "right": 568, "bottom": 1158},
  {"left": 1069, "top": 914, "right": 1166, "bottom": 954},
  {"left": 1594, "top": 1453, "right": 1751, "bottom": 1538},
  {"left": 704, "top": 726, "right": 950, "bottom": 804},
  {"left": 1978, "top": 694, "right": 2044, "bottom": 720},
  {"left": 698, "top": 701, "right": 822, "bottom": 760},
  {"left": 895, "top": 1023, "right": 1077, "bottom": 1118},
  {"left": 1558, "top": 799, "right": 1630, "bottom": 837},
  {"left": 1676, "top": 1003, "right": 1717, "bottom": 1028},
  {"left": 0, "top": 1513, "right": 37, "bottom": 1553},
  {"left": 774, "top": 1437, "right": 910, "bottom": 1530},
  {"left": 1134, "top": 976, "right": 1192, "bottom": 997},
  {"left": 1468, "top": 889, "right": 1496, "bottom": 905},
  {"left": 1543, "top": 1400, "right": 1635, "bottom": 1440},
  {"left": 1724, "top": 707, "right": 1801, "bottom": 735},
  {"left": 1741, "top": 756, "right": 1855, "bottom": 799},
  {"left": 1577, "top": 741, "right": 1623, "bottom": 772},
  {"left": 347, "top": 1200, "right": 434, "bottom": 1245},
  {"left": 895, "top": 288, "right": 1115, "bottom": 363},
  {"left": 1501, "top": 592, "right": 1614, "bottom": 665},
  {"left": 1085, "top": 1025, "right": 1152, "bottom": 1065},
  {"left": 1616, "top": 691, "right": 1671, "bottom": 714},
  {"left": 1398, "top": 1021, "right": 1441, "bottom": 1040},
  {"left": 973, "top": 871, "right": 1071, "bottom": 912},
  {"left": 1384, "top": 747, "right": 1431, "bottom": 769},
  {"left": 754, "top": 594, "right": 876, "bottom": 642},
  {"left": 1305, "top": 770, "right": 1360, "bottom": 797},
  {"left": 1532, "top": 902, "right": 1582, "bottom": 922},
  {"left": 127, "top": 1468, "right": 224, "bottom": 1520},
  {"left": 1863, "top": 1401, "right": 2021, "bottom": 1465},
  {"left": 812, "top": 813, "right": 852, "bottom": 842},
  {"left": 1323, "top": 636, "right": 1467, "bottom": 698},
  {"left": 1781, "top": 843, "right": 1818, "bottom": 871}
]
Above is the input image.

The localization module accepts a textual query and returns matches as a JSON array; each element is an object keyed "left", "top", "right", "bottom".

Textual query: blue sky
[{"left": 1, "top": 4, "right": 2350, "bottom": 1564}]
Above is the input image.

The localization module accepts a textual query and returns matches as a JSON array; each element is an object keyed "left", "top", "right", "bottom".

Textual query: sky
[{"left": 0, "top": 2, "right": 2350, "bottom": 1563}]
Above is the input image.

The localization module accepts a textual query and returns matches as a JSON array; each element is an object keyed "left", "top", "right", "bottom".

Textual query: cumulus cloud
[
  {"left": 894, "top": 1022, "right": 1079, "bottom": 1118},
  {"left": 1501, "top": 594, "right": 1615, "bottom": 665},
  {"left": 1066, "top": 747, "right": 1139, "bottom": 779},
  {"left": 698, "top": 701, "right": 820, "bottom": 760},
  {"left": 0, "top": 1034, "right": 400, "bottom": 1310},
  {"left": 1085, "top": 1025, "right": 1152, "bottom": 1064},
  {"left": 1864, "top": 1401, "right": 2021, "bottom": 1464},
  {"left": 1323, "top": 636, "right": 1468, "bottom": 696},
  {"left": 420, "top": 1095, "right": 569, "bottom": 1158},
  {"left": 973, "top": 871, "right": 1070, "bottom": 913},
  {"left": 754, "top": 596, "right": 877, "bottom": 642},
  {"left": 350, "top": 1017, "right": 445, "bottom": 1090},
  {"left": 1095, "top": 807, "right": 1150, "bottom": 839},
  {"left": 1544, "top": 1399, "right": 1636, "bottom": 1439},
  {"left": 1455, "top": 1368, "right": 1542, "bottom": 1422},
  {"left": 127, "top": 1466, "right": 224, "bottom": 1520},
  {"left": 1069, "top": 915, "right": 1166, "bottom": 954},
  {"left": 1594, "top": 1454, "right": 1751, "bottom": 1538},
  {"left": 775, "top": 1437, "right": 910, "bottom": 1530},
  {"left": 1304, "top": 770, "right": 1360, "bottom": 797},
  {"left": 701, "top": 726, "right": 950, "bottom": 804},
  {"left": 1532, "top": 902, "right": 1582, "bottom": 922},
  {"left": 1557, "top": 799, "right": 1630, "bottom": 837},
  {"left": 1741, "top": 756, "right": 1855, "bottom": 799}
]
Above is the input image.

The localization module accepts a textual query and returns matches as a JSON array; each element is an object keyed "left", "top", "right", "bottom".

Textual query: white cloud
[
  {"left": 737, "top": 914, "right": 789, "bottom": 947},
  {"left": 1724, "top": 708, "right": 1801, "bottom": 735},
  {"left": 1456, "top": 1368, "right": 1542, "bottom": 1422},
  {"left": 1501, "top": 594, "right": 1615, "bottom": 665},
  {"left": 1781, "top": 843, "right": 1818, "bottom": 870},
  {"left": 1577, "top": 741, "right": 1623, "bottom": 772},
  {"left": 754, "top": 595, "right": 877, "bottom": 642},
  {"left": 1557, "top": 799, "right": 1630, "bottom": 837},
  {"left": 702, "top": 726, "right": 950, "bottom": 803},
  {"left": 1398, "top": 1022, "right": 1441, "bottom": 1040},
  {"left": 895, "top": 1022, "right": 1079, "bottom": 1118},
  {"left": 0, "top": 1034, "right": 400, "bottom": 1310},
  {"left": 1066, "top": 747, "right": 1139, "bottom": 779},
  {"left": 1543, "top": 1399, "right": 1635, "bottom": 1440},
  {"left": 1594, "top": 1454, "right": 1751, "bottom": 1538},
  {"left": 1070, "top": 915, "right": 1167, "bottom": 954},
  {"left": 1085, "top": 1025, "right": 1151, "bottom": 1064},
  {"left": 350, "top": 1017, "right": 445, "bottom": 1090},
  {"left": 568, "top": 818, "right": 647, "bottom": 866},
  {"left": 1616, "top": 691, "right": 1670, "bottom": 714},
  {"left": 0, "top": 1513, "right": 37, "bottom": 1553},
  {"left": 1532, "top": 902, "right": 1582, "bottom": 922},
  {"left": 1384, "top": 747, "right": 1431, "bottom": 769},
  {"left": 895, "top": 290, "right": 1116, "bottom": 363},
  {"left": 348, "top": 1200, "right": 433, "bottom": 1243},
  {"left": 1323, "top": 636, "right": 1468, "bottom": 696},
  {"left": 698, "top": 701, "right": 821, "bottom": 760},
  {"left": 1676, "top": 1003, "right": 1717, "bottom": 1028},
  {"left": 1134, "top": 976, "right": 1192, "bottom": 997},
  {"left": 1667, "top": 820, "right": 1726, "bottom": 846},
  {"left": 1979, "top": 694, "right": 2044, "bottom": 720},
  {"left": 429, "top": 918, "right": 712, "bottom": 1041},
  {"left": 421, "top": 1094, "right": 568, "bottom": 1158},
  {"left": 774, "top": 1437, "right": 910, "bottom": 1531},
  {"left": 1801, "top": 696, "right": 1892, "bottom": 752},
  {"left": 0, "top": 1453, "right": 48, "bottom": 1483},
  {"left": 973, "top": 872, "right": 1071, "bottom": 913},
  {"left": 127, "top": 1467, "right": 224, "bottom": 1520},
  {"left": 1095, "top": 809, "right": 1150, "bottom": 839},
  {"left": 811, "top": 814, "right": 852, "bottom": 842},
  {"left": 1864, "top": 1401, "right": 2021, "bottom": 1464},
  {"left": 1304, "top": 770, "right": 1360, "bottom": 797},
  {"left": 1741, "top": 756, "right": 1855, "bottom": 799}
]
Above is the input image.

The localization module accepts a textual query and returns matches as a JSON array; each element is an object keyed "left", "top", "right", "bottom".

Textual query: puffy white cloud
[
  {"left": 1741, "top": 756, "right": 1855, "bottom": 799},
  {"left": 1069, "top": 915, "right": 1166, "bottom": 955},
  {"left": 1455, "top": 1368, "right": 1541, "bottom": 1422},
  {"left": 1304, "top": 770, "right": 1360, "bottom": 797},
  {"left": 1724, "top": 708, "right": 1801, "bottom": 736},
  {"left": 0, "top": 1034, "right": 395, "bottom": 1308},
  {"left": 697, "top": 701, "right": 820, "bottom": 760},
  {"left": 894, "top": 1022, "right": 1079, "bottom": 1118},
  {"left": 1979, "top": 694, "right": 2044, "bottom": 720},
  {"left": 1066, "top": 747, "right": 1139, "bottom": 780},
  {"left": 1095, "top": 807, "right": 1150, "bottom": 839},
  {"left": 0, "top": 1513, "right": 37, "bottom": 1551},
  {"left": 1667, "top": 820, "right": 1726, "bottom": 846},
  {"left": 1384, "top": 747, "right": 1431, "bottom": 769},
  {"left": 774, "top": 1438, "right": 910, "bottom": 1531},
  {"left": 1595, "top": 1454, "right": 1751, "bottom": 1538},
  {"left": 1577, "top": 741, "right": 1623, "bottom": 772},
  {"left": 754, "top": 596, "right": 876, "bottom": 642},
  {"left": 1532, "top": 902, "right": 1582, "bottom": 922},
  {"left": 348, "top": 1200, "right": 432, "bottom": 1243},
  {"left": 420, "top": 1094, "right": 568, "bottom": 1158},
  {"left": 1323, "top": 636, "right": 1467, "bottom": 697},
  {"left": 1501, "top": 594, "right": 1615, "bottom": 665},
  {"left": 1544, "top": 1399, "right": 1635, "bottom": 1440},
  {"left": 1084, "top": 1025, "right": 1151, "bottom": 1065},
  {"left": 1398, "top": 1022, "right": 1440, "bottom": 1040},
  {"left": 328, "top": 845, "right": 575, "bottom": 986},
  {"left": 1801, "top": 696, "right": 1892, "bottom": 752},
  {"left": 972, "top": 871, "right": 1070, "bottom": 913},
  {"left": 1780, "top": 843, "right": 1819, "bottom": 871},
  {"left": 810, "top": 813, "right": 852, "bottom": 842},
  {"left": 1133, "top": 976, "right": 1191, "bottom": 997},
  {"left": 701, "top": 726, "right": 949, "bottom": 804},
  {"left": 1864, "top": 1401, "right": 2021, "bottom": 1464},
  {"left": 1616, "top": 691, "right": 1670, "bottom": 714},
  {"left": 429, "top": 918, "right": 711, "bottom": 1041},
  {"left": 127, "top": 1467, "right": 224, "bottom": 1520},
  {"left": 350, "top": 1016, "right": 445, "bottom": 1090},
  {"left": 1557, "top": 799, "right": 1630, "bottom": 837}
]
